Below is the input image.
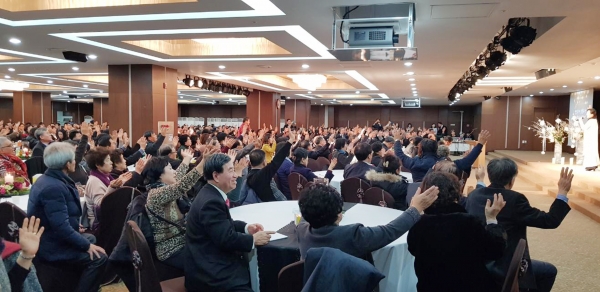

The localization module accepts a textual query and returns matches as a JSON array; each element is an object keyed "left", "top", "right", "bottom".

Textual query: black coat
[
  {"left": 343, "top": 161, "right": 377, "bottom": 181},
  {"left": 365, "top": 170, "right": 409, "bottom": 210},
  {"left": 185, "top": 184, "right": 254, "bottom": 292},
  {"left": 31, "top": 142, "right": 46, "bottom": 158},
  {"left": 465, "top": 184, "right": 571, "bottom": 290},
  {"left": 407, "top": 204, "right": 506, "bottom": 292}
]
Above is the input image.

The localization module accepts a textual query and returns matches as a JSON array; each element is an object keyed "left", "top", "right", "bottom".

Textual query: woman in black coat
[
  {"left": 407, "top": 172, "right": 507, "bottom": 292},
  {"left": 365, "top": 154, "right": 409, "bottom": 210}
]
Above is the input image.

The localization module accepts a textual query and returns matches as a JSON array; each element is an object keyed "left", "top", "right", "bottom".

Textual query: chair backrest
[
  {"left": 125, "top": 220, "right": 163, "bottom": 292},
  {"left": 307, "top": 158, "right": 321, "bottom": 172},
  {"left": 0, "top": 202, "right": 26, "bottom": 242},
  {"left": 340, "top": 178, "right": 370, "bottom": 203},
  {"left": 288, "top": 172, "right": 309, "bottom": 200},
  {"left": 278, "top": 260, "right": 305, "bottom": 292},
  {"left": 242, "top": 187, "right": 263, "bottom": 205},
  {"left": 363, "top": 187, "right": 395, "bottom": 208},
  {"left": 25, "top": 156, "right": 47, "bottom": 181},
  {"left": 501, "top": 239, "right": 527, "bottom": 292},
  {"left": 316, "top": 157, "right": 330, "bottom": 171},
  {"left": 405, "top": 182, "right": 421, "bottom": 207},
  {"left": 96, "top": 187, "right": 141, "bottom": 255}
]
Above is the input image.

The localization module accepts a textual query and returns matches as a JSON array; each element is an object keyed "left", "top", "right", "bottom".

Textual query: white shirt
[{"left": 208, "top": 183, "right": 255, "bottom": 249}]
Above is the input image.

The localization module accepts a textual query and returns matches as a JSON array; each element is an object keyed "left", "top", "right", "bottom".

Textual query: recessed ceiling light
[
  {"left": 307, "top": 91, "right": 312, "bottom": 94},
  {"left": 286, "top": 96, "right": 290, "bottom": 99},
  {"left": 179, "top": 96, "right": 183, "bottom": 99},
  {"left": 99, "top": 90, "right": 103, "bottom": 93},
  {"left": 67, "top": 100, "right": 71, "bottom": 103},
  {"left": 177, "top": 91, "right": 181, "bottom": 93},
  {"left": 63, "top": 90, "right": 67, "bottom": 93},
  {"left": 595, "top": 76, "right": 600, "bottom": 80},
  {"left": 218, "top": 65, "right": 226, "bottom": 69},
  {"left": 408, "top": 78, "right": 415, "bottom": 81},
  {"left": 406, "top": 72, "right": 414, "bottom": 76},
  {"left": 411, "top": 87, "right": 417, "bottom": 90},
  {"left": 72, "top": 67, "right": 79, "bottom": 71},
  {"left": 333, "top": 99, "right": 336, "bottom": 101},
  {"left": 413, "top": 94, "right": 418, "bottom": 96},
  {"left": 87, "top": 54, "right": 97, "bottom": 60},
  {"left": 219, "top": 91, "right": 223, "bottom": 93},
  {"left": 539, "top": 91, "right": 543, "bottom": 94},
  {"left": 9, "top": 38, "right": 20, "bottom": 44},
  {"left": 562, "top": 85, "right": 567, "bottom": 88},
  {"left": 550, "top": 89, "right": 554, "bottom": 91},
  {"left": 404, "top": 62, "right": 413, "bottom": 67},
  {"left": 47, "top": 80, "right": 53, "bottom": 83},
  {"left": 350, "top": 104, "right": 353, "bottom": 106},
  {"left": 578, "top": 81, "right": 583, "bottom": 84},
  {"left": 530, "top": 94, "right": 533, "bottom": 96},
  {"left": 370, "top": 98, "right": 374, "bottom": 101},
  {"left": 4, "top": 75, "right": 10, "bottom": 79},
  {"left": 302, "top": 64, "right": 309, "bottom": 69},
  {"left": 355, "top": 91, "right": 360, "bottom": 94},
  {"left": 410, "top": 83, "right": 416, "bottom": 86},
  {"left": 7, "top": 68, "right": 14, "bottom": 72}
]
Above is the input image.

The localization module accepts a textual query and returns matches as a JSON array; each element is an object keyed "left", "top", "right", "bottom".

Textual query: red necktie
[{"left": 225, "top": 198, "right": 230, "bottom": 208}]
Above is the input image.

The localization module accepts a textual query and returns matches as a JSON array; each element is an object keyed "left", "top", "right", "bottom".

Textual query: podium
[{"left": 464, "top": 140, "right": 486, "bottom": 168}]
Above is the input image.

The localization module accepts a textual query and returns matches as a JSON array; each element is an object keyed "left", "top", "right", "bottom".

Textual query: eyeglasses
[{"left": 1, "top": 145, "right": 13, "bottom": 149}]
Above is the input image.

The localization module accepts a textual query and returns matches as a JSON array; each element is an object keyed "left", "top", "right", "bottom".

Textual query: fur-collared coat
[{"left": 365, "top": 170, "right": 409, "bottom": 210}]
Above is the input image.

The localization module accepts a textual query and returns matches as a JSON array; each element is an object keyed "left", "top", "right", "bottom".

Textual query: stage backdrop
[{"left": 569, "top": 89, "right": 594, "bottom": 145}]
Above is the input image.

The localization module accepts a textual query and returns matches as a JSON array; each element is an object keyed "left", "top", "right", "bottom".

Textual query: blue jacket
[
  {"left": 27, "top": 169, "right": 91, "bottom": 262},
  {"left": 441, "top": 143, "right": 483, "bottom": 178},
  {"left": 277, "top": 158, "right": 294, "bottom": 200},
  {"left": 291, "top": 165, "right": 334, "bottom": 182},
  {"left": 394, "top": 141, "right": 438, "bottom": 182}
]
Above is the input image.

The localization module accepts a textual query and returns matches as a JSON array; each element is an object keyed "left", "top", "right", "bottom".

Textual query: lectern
[{"left": 464, "top": 140, "right": 486, "bottom": 168}]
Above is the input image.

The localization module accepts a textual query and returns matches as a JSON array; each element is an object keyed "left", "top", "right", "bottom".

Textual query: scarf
[
  {"left": 90, "top": 169, "right": 113, "bottom": 187},
  {"left": 0, "top": 154, "right": 29, "bottom": 184}
]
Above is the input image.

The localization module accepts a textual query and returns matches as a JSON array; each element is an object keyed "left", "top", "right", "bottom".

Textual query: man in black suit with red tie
[{"left": 185, "top": 153, "right": 274, "bottom": 292}]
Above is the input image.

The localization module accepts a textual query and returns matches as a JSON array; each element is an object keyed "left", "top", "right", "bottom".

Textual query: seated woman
[
  {"left": 290, "top": 147, "right": 335, "bottom": 182},
  {"left": 365, "top": 154, "right": 409, "bottom": 210},
  {"left": 177, "top": 135, "right": 191, "bottom": 160},
  {"left": 332, "top": 138, "right": 355, "bottom": 170},
  {"left": 84, "top": 149, "right": 132, "bottom": 228},
  {"left": 296, "top": 183, "right": 438, "bottom": 260},
  {"left": 0, "top": 137, "right": 29, "bottom": 184},
  {"left": 109, "top": 149, "right": 146, "bottom": 188},
  {"left": 407, "top": 172, "right": 506, "bottom": 292},
  {"left": 143, "top": 148, "right": 205, "bottom": 270}
]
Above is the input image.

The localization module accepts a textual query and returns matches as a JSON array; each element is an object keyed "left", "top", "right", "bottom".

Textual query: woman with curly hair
[{"left": 407, "top": 171, "right": 507, "bottom": 292}]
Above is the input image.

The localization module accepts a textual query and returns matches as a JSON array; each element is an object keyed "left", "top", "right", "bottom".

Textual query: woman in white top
[{"left": 579, "top": 108, "right": 599, "bottom": 171}]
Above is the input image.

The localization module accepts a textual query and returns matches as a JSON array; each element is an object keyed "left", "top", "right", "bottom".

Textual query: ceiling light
[
  {"left": 4, "top": 75, "right": 10, "bottom": 79},
  {"left": 286, "top": 96, "right": 290, "bottom": 99},
  {"left": 87, "top": 54, "right": 97, "bottom": 60},
  {"left": 411, "top": 87, "right": 417, "bottom": 90},
  {"left": 539, "top": 91, "right": 543, "bottom": 94},
  {"left": 404, "top": 62, "right": 413, "bottom": 67},
  {"left": 530, "top": 94, "right": 533, "bottom": 96},
  {"left": 288, "top": 74, "right": 327, "bottom": 91},
  {"left": 219, "top": 91, "right": 222, "bottom": 93},
  {"left": 63, "top": 90, "right": 67, "bottom": 93},
  {"left": 179, "top": 96, "right": 183, "bottom": 99},
  {"left": 355, "top": 91, "right": 360, "bottom": 94},
  {"left": 99, "top": 90, "right": 103, "bottom": 93},
  {"left": 500, "top": 22, "right": 537, "bottom": 54},
  {"left": 406, "top": 72, "right": 414, "bottom": 75},
  {"left": 413, "top": 94, "right": 418, "bottom": 97},
  {"left": 333, "top": 99, "right": 336, "bottom": 101},
  {"left": 178, "top": 91, "right": 181, "bottom": 93},
  {"left": 562, "top": 85, "right": 567, "bottom": 88},
  {"left": 302, "top": 64, "right": 310, "bottom": 69},
  {"left": 218, "top": 65, "right": 226, "bottom": 69},
  {"left": 67, "top": 100, "right": 70, "bottom": 103},
  {"left": 350, "top": 104, "right": 353, "bottom": 106},
  {"left": 578, "top": 81, "right": 583, "bottom": 84},
  {"left": 550, "top": 89, "right": 554, "bottom": 91},
  {"left": 370, "top": 98, "right": 374, "bottom": 101},
  {"left": 595, "top": 76, "right": 600, "bottom": 80},
  {"left": 408, "top": 78, "right": 415, "bottom": 81},
  {"left": 410, "top": 83, "right": 416, "bottom": 86},
  {"left": 486, "top": 51, "right": 507, "bottom": 71},
  {"left": 9, "top": 38, "right": 20, "bottom": 44},
  {"left": 8, "top": 68, "right": 15, "bottom": 72},
  {"left": 83, "top": 84, "right": 88, "bottom": 88},
  {"left": 47, "top": 80, "right": 53, "bottom": 83},
  {"left": 307, "top": 91, "right": 312, "bottom": 94},
  {"left": 72, "top": 67, "right": 79, "bottom": 71}
]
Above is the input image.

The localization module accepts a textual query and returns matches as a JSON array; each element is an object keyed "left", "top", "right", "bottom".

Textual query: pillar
[
  {"left": 246, "top": 90, "right": 280, "bottom": 131},
  {"left": 284, "top": 99, "right": 312, "bottom": 128},
  {"left": 108, "top": 64, "right": 178, "bottom": 139},
  {"left": 12, "top": 91, "right": 52, "bottom": 124},
  {"left": 93, "top": 98, "right": 108, "bottom": 124}
]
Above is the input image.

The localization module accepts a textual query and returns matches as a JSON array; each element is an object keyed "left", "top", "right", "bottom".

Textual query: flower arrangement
[
  {"left": 526, "top": 116, "right": 571, "bottom": 154},
  {"left": 568, "top": 116, "right": 584, "bottom": 145},
  {"left": 0, "top": 176, "right": 30, "bottom": 196},
  {"left": 16, "top": 147, "right": 31, "bottom": 160}
]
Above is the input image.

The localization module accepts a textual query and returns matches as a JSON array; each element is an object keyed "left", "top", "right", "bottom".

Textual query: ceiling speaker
[{"left": 62, "top": 51, "right": 88, "bottom": 63}]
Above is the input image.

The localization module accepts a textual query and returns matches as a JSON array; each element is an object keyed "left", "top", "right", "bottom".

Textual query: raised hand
[
  {"left": 227, "top": 149, "right": 237, "bottom": 161},
  {"left": 477, "top": 130, "right": 491, "bottom": 145},
  {"left": 410, "top": 186, "right": 439, "bottom": 213},
  {"left": 160, "top": 126, "right": 168, "bottom": 137},
  {"left": 110, "top": 178, "right": 124, "bottom": 188},
  {"left": 135, "top": 157, "right": 147, "bottom": 174},
  {"left": 484, "top": 193, "right": 506, "bottom": 221},
  {"left": 137, "top": 137, "right": 147, "bottom": 150},
  {"left": 119, "top": 172, "right": 133, "bottom": 183},
  {"left": 234, "top": 157, "right": 249, "bottom": 176},
  {"left": 118, "top": 128, "right": 124, "bottom": 139},
  {"left": 181, "top": 148, "right": 194, "bottom": 160},
  {"left": 328, "top": 157, "right": 338, "bottom": 171},
  {"left": 475, "top": 166, "right": 486, "bottom": 182},
  {"left": 19, "top": 216, "right": 44, "bottom": 258},
  {"left": 557, "top": 167, "right": 574, "bottom": 195}
]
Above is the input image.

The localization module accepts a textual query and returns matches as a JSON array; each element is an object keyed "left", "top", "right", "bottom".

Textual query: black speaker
[
  {"left": 214, "top": 101, "right": 220, "bottom": 105},
  {"left": 68, "top": 95, "right": 77, "bottom": 99},
  {"left": 62, "top": 51, "right": 88, "bottom": 63},
  {"left": 280, "top": 96, "right": 287, "bottom": 100}
]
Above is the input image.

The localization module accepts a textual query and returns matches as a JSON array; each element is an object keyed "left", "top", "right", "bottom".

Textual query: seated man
[
  {"left": 465, "top": 158, "right": 573, "bottom": 292},
  {"left": 31, "top": 128, "right": 53, "bottom": 158},
  {"left": 0, "top": 137, "right": 29, "bottom": 182},
  {"left": 343, "top": 142, "right": 377, "bottom": 181},
  {"left": 296, "top": 183, "right": 438, "bottom": 259}
]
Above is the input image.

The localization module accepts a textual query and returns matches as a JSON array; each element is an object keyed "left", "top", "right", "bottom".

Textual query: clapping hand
[
  {"left": 475, "top": 166, "right": 486, "bottom": 183},
  {"left": 234, "top": 157, "right": 249, "bottom": 176},
  {"left": 484, "top": 193, "right": 506, "bottom": 221},
  {"left": 328, "top": 157, "right": 338, "bottom": 171},
  {"left": 181, "top": 148, "right": 194, "bottom": 160},
  {"left": 557, "top": 167, "right": 574, "bottom": 195},
  {"left": 135, "top": 155, "right": 150, "bottom": 174},
  {"left": 410, "top": 186, "right": 439, "bottom": 213},
  {"left": 19, "top": 216, "right": 44, "bottom": 259}
]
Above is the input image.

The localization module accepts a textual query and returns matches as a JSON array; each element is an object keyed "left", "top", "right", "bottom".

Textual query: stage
[{"left": 477, "top": 150, "right": 600, "bottom": 223}]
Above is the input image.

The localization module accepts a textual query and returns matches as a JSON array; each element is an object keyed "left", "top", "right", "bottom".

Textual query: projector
[{"left": 348, "top": 26, "right": 398, "bottom": 47}]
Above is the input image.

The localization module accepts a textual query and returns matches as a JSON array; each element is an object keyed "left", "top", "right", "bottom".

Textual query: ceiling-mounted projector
[{"left": 348, "top": 26, "right": 399, "bottom": 47}]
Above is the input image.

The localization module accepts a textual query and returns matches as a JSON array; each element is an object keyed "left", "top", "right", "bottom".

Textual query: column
[
  {"left": 246, "top": 90, "right": 280, "bottom": 131},
  {"left": 108, "top": 64, "right": 178, "bottom": 139},
  {"left": 284, "top": 99, "right": 312, "bottom": 128},
  {"left": 12, "top": 91, "right": 52, "bottom": 124},
  {"left": 93, "top": 98, "right": 108, "bottom": 124}
]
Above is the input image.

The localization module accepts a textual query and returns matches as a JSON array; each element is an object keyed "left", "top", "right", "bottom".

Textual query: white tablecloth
[
  {"left": 0, "top": 195, "right": 86, "bottom": 212},
  {"left": 229, "top": 201, "right": 417, "bottom": 292},
  {"left": 314, "top": 169, "right": 413, "bottom": 193},
  {"left": 450, "top": 142, "right": 470, "bottom": 152}
]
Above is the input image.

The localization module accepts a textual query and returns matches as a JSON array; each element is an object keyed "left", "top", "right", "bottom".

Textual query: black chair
[
  {"left": 501, "top": 239, "right": 527, "bottom": 292},
  {"left": 125, "top": 220, "right": 185, "bottom": 292},
  {"left": 405, "top": 182, "right": 421, "bottom": 206},
  {"left": 307, "top": 158, "right": 321, "bottom": 172},
  {"left": 0, "top": 202, "right": 26, "bottom": 242},
  {"left": 363, "top": 187, "right": 395, "bottom": 208},
  {"left": 340, "top": 178, "right": 370, "bottom": 203},
  {"left": 96, "top": 187, "right": 141, "bottom": 256},
  {"left": 25, "top": 156, "right": 47, "bottom": 181},
  {"left": 278, "top": 261, "right": 305, "bottom": 292},
  {"left": 316, "top": 157, "right": 330, "bottom": 171},
  {"left": 288, "top": 172, "right": 309, "bottom": 200}
]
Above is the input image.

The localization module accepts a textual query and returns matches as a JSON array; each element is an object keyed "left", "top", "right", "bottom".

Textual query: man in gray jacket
[{"left": 296, "top": 183, "right": 438, "bottom": 259}]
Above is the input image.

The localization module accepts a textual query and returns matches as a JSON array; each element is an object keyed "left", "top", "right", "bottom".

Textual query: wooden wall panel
[
  {"left": 0, "top": 98, "right": 13, "bottom": 121},
  {"left": 309, "top": 105, "right": 325, "bottom": 127},
  {"left": 51, "top": 102, "right": 93, "bottom": 123},
  {"left": 93, "top": 98, "right": 107, "bottom": 123},
  {"left": 108, "top": 65, "right": 131, "bottom": 134}
]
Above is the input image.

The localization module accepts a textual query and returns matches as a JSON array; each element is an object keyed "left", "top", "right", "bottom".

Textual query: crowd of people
[{"left": 0, "top": 117, "right": 574, "bottom": 292}]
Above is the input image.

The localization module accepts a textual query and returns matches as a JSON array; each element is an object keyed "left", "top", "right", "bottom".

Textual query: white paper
[{"left": 269, "top": 233, "right": 288, "bottom": 241}]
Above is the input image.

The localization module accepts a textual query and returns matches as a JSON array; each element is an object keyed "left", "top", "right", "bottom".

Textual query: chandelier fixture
[
  {"left": 0, "top": 81, "right": 29, "bottom": 91},
  {"left": 287, "top": 74, "right": 327, "bottom": 91}
]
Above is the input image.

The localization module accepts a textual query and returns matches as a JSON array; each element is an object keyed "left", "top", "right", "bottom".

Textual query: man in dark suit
[
  {"left": 296, "top": 183, "right": 438, "bottom": 259},
  {"left": 465, "top": 158, "right": 573, "bottom": 292},
  {"left": 185, "top": 154, "right": 273, "bottom": 292},
  {"left": 32, "top": 127, "right": 52, "bottom": 157},
  {"left": 343, "top": 142, "right": 378, "bottom": 181}
]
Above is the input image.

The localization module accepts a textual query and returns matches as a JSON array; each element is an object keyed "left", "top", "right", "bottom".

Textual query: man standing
[
  {"left": 237, "top": 117, "right": 251, "bottom": 137},
  {"left": 186, "top": 154, "right": 273, "bottom": 292},
  {"left": 466, "top": 159, "right": 573, "bottom": 292},
  {"left": 32, "top": 128, "right": 53, "bottom": 157}
]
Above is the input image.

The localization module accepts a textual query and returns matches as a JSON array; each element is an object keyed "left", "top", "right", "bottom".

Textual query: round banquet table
[
  {"left": 229, "top": 201, "right": 418, "bottom": 292},
  {"left": 314, "top": 169, "right": 413, "bottom": 193}
]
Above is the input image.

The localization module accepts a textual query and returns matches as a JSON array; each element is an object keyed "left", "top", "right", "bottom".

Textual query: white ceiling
[{"left": 0, "top": 0, "right": 599, "bottom": 106}]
